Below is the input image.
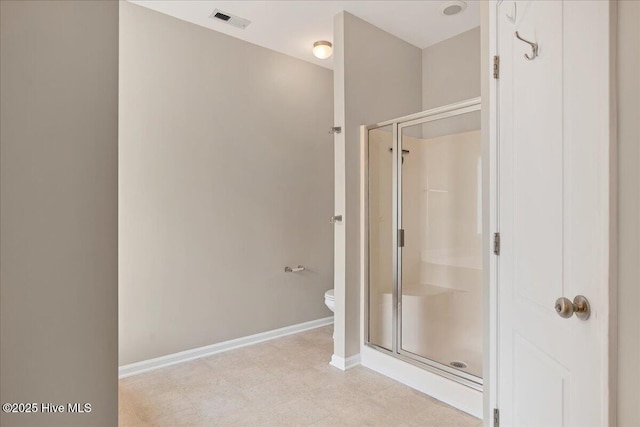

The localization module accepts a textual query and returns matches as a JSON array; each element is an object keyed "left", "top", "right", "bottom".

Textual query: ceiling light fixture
[
  {"left": 440, "top": 1, "right": 467, "bottom": 16},
  {"left": 313, "top": 41, "right": 333, "bottom": 59}
]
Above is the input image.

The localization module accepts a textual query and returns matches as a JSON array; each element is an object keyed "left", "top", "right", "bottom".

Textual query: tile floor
[{"left": 119, "top": 325, "right": 481, "bottom": 427}]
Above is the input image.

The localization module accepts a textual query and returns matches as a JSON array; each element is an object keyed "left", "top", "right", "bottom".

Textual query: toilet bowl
[{"left": 324, "top": 289, "right": 335, "bottom": 312}]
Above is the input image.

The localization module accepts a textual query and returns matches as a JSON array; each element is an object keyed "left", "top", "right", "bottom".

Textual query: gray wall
[
  {"left": 422, "top": 27, "right": 481, "bottom": 110},
  {"left": 617, "top": 1, "right": 640, "bottom": 426},
  {"left": 333, "top": 12, "right": 422, "bottom": 358},
  {"left": 0, "top": 1, "right": 118, "bottom": 426},
  {"left": 119, "top": 2, "right": 334, "bottom": 365}
]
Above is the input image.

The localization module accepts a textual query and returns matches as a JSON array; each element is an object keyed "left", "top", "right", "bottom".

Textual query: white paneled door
[{"left": 496, "top": 1, "right": 613, "bottom": 426}]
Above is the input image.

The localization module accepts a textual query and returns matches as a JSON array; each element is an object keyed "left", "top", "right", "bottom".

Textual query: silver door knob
[
  {"left": 554, "top": 295, "right": 591, "bottom": 320},
  {"left": 330, "top": 215, "right": 342, "bottom": 224}
]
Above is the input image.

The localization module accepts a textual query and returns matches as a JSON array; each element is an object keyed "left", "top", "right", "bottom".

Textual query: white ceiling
[{"left": 129, "top": 1, "right": 480, "bottom": 70}]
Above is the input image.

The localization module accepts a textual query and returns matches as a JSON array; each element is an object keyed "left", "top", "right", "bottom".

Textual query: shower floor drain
[{"left": 450, "top": 361, "right": 468, "bottom": 369}]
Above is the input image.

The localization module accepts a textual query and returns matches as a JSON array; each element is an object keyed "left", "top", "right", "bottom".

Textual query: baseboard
[
  {"left": 329, "top": 353, "right": 361, "bottom": 371},
  {"left": 360, "top": 346, "right": 482, "bottom": 418},
  {"left": 119, "top": 316, "right": 334, "bottom": 379}
]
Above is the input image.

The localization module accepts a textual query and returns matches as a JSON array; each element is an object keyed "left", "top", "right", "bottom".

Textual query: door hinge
[
  {"left": 398, "top": 229, "right": 405, "bottom": 248},
  {"left": 493, "top": 408, "right": 500, "bottom": 427},
  {"left": 493, "top": 232, "right": 501, "bottom": 255},
  {"left": 493, "top": 55, "right": 500, "bottom": 79}
]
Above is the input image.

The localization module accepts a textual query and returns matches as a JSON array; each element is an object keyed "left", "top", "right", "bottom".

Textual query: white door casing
[{"left": 496, "top": 1, "right": 614, "bottom": 426}]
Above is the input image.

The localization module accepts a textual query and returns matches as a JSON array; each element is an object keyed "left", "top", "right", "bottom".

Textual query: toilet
[
  {"left": 324, "top": 289, "right": 335, "bottom": 340},
  {"left": 324, "top": 289, "right": 335, "bottom": 312}
]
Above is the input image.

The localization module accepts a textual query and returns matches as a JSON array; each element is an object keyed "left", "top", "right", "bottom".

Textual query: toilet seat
[{"left": 324, "top": 289, "right": 335, "bottom": 312}]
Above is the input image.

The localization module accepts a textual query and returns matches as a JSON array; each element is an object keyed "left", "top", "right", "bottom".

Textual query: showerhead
[{"left": 388, "top": 147, "right": 410, "bottom": 163}]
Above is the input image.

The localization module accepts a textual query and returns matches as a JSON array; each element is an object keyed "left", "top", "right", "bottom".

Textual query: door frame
[
  {"left": 485, "top": 3, "right": 499, "bottom": 425},
  {"left": 486, "top": 1, "right": 618, "bottom": 425}
]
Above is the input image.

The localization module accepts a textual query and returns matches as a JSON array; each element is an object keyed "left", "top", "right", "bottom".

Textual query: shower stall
[{"left": 364, "top": 97, "right": 482, "bottom": 389}]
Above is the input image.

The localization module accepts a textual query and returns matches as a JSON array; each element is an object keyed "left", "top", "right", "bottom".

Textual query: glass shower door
[
  {"left": 367, "top": 125, "right": 394, "bottom": 351},
  {"left": 398, "top": 110, "right": 482, "bottom": 381}
]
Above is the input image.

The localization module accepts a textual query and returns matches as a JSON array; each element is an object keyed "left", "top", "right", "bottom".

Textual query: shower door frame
[{"left": 363, "top": 97, "right": 483, "bottom": 391}]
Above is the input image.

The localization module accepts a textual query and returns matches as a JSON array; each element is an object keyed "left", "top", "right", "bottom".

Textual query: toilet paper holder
[{"left": 284, "top": 265, "right": 305, "bottom": 273}]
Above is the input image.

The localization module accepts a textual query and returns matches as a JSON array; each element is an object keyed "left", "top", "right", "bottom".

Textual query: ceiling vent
[{"left": 209, "top": 9, "right": 251, "bottom": 29}]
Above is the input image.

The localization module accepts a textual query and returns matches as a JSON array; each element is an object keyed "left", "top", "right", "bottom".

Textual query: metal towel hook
[{"left": 515, "top": 31, "right": 538, "bottom": 60}]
